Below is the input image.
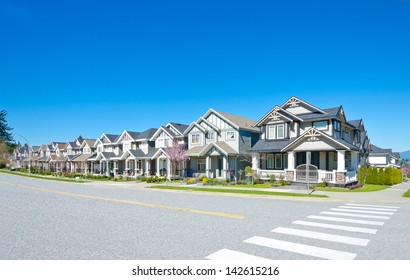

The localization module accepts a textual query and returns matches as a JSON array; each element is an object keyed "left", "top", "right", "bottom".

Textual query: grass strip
[
  {"left": 0, "top": 169, "right": 87, "bottom": 183},
  {"left": 314, "top": 184, "right": 390, "bottom": 192},
  {"left": 402, "top": 189, "right": 410, "bottom": 198},
  {"left": 148, "top": 185, "right": 328, "bottom": 198}
]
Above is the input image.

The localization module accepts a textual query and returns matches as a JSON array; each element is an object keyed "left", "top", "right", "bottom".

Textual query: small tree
[
  {"left": 0, "top": 110, "right": 14, "bottom": 146},
  {"left": 164, "top": 139, "right": 189, "bottom": 179}
]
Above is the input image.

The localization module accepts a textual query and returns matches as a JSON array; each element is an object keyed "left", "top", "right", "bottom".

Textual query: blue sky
[{"left": 1, "top": 0, "right": 409, "bottom": 151}]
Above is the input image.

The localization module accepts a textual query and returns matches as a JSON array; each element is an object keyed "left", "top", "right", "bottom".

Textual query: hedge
[{"left": 358, "top": 166, "right": 402, "bottom": 185}]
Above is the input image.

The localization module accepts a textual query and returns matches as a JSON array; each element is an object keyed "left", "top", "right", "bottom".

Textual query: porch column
[
  {"left": 156, "top": 158, "right": 160, "bottom": 176},
  {"left": 106, "top": 161, "right": 110, "bottom": 177},
  {"left": 91, "top": 162, "right": 94, "bottom": 174},
  {"left": 287, "top": 151, "right": 295, "bottom": 170},
  {"left": 222, "top": 156, "right": 228, "bottom": 179},
  {"left": 337, "top": 150, "right": 346, "bottom": 172},
  {"left": 252, "top": 153, "right": 260, "bottom": 171},
  {"left": 167, "top": 158, "right": 171, "bottom": 178},
  {"left": 206, "top": 156, "right": 211, "bottom": 178},
  {"left": 286, "top": 151, "right": 296, "bottom": 182},
  {"left": 336, "top": 150, "right": 346, "bottom": 185},
  {"left": 135, "top": 160, "right": 138, "bottom": 176},
  {"left": 145, "top": 160, "right": 150, "bottom": 176}
]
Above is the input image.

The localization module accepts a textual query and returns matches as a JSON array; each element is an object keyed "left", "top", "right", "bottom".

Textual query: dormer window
[
  {"left": 226, "top": 131, "right": 235, "bottom": 140},
  {"left": 191, "top": 134, "right": 200, "bottom": 144},
  {"left": 268, "top": 124, "right": 285, "bottom": 140},
  {"left": 333, "top": 120, "right": 341, "bottom": 132},
  {"left": 313, "top": 121, "right": 328, "bottom": 130}
]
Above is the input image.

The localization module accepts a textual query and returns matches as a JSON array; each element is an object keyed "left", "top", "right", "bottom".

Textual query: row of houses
[{"left": 12, "top": 97, "right": 400, "bottom": 186}]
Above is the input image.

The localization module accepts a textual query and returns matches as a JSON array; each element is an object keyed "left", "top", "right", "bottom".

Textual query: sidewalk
[{"left": 93, "top": 180, "right": 410, "bottom": 204}]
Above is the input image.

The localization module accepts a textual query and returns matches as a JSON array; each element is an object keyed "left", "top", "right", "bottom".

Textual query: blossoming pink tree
[{"left": 164, "top": 139, "right": 189, "bottom": 179}]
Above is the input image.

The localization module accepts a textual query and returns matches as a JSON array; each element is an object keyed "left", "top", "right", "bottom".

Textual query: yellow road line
[{"left": 0, "top": 181, "right": 245, "bottom": 220}]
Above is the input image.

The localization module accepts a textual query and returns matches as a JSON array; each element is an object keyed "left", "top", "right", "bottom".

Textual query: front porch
[{"left": 254, "top": 150, "right": 359, "bottom": 186}]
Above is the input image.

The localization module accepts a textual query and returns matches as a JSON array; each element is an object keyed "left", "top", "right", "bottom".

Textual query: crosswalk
[{"left": 206, "top": 203, "right": 399, "bottom": 260}]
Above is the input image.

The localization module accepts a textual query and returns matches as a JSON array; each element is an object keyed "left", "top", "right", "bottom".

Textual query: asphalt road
[{"left": 0, "top": 172, "right": 409, "bottom": 260}]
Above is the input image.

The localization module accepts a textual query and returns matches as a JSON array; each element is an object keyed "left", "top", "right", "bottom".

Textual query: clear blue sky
[{"left": 1, "top": 0, "right": 409, "bottom": 151}]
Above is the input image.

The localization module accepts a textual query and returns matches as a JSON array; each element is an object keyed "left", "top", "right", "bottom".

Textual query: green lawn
[
  {"left": 314, "top": 184, "right": 390, "bottom": 192},
  {"left": 148, "top": 185, "right": 328, "bottom": 198},
  {"left": 402, "top": 189, "right": 410, "bottom": 198},
  {"left": 0, "top": 169, "right": 87, "bottom": 183}
]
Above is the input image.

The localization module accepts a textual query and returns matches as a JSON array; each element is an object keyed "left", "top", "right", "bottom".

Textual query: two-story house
[
  {"left": 88, "top": 134, "right": 120, "bottom": 176},
  {"left": 184, "top": 109, "right": 259, "bottom": 180},
  {"left": 113, "top": 128, "right": 157, "bottom": 178},
  {"left": 149, "top": 122, "right": 189, "bottom": 178},
  {"left": 72, "top": 139, "right": 96, "bottom": 173},
  {"left": 249, "top": 97, "right": 368, "bottom": 186},
  {"left": 369, "top": 144, "right": 400, "bottom": 168}
]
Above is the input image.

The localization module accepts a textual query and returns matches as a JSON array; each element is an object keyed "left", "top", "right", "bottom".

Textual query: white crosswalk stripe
[
  {"left": 292, "top": 220, "right": 378, "bottom": 234},
  {"left": 244, "top": 236, "right": 357, "bottom": 260},
  {"left": 308, "top": 215, "right": 385, "bottom": 225},
  {"left": 339, "top": 206, "right": 397, "bottom": 212},
  {"left": 346, "top": 203, "right": 400, "bottom": 209},
  {"left": 330, "top": 208, "right": 394, "bottom": 215},
  {"left": 205, "top": 203, "right": 398, "bottom": 260},
  {"left": 271, "top": 227, "right": 370, "bottom": 246},
  {"left": 320, "top": 211, "right": 390, "bottom": 220},
  {"left": 206, "top": 249, "right": 270, "bottom": 260}
]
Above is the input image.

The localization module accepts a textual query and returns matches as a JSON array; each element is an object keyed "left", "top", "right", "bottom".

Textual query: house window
[
  {"left": 207, "top": 132, "right": 214, "bottom": 141},
  {"left": 268, "top": 125, "right": 276, "bottom": 139},
  {"left": 268, "top": 124, "right": 285, "bottom": 139},
  {"left": 276, "top": 124, "right": 285, "bottom": 139},
  {"left": 226, "top": 131, "right": 235, "bottom": 140},
  {"left": 313, "top": 121, "right": 328, "bottom": 130},
  {"left": 164, "top": 138, "right": 169, "bottom": 147},
  {"left": 333, "top": 120, "right": 341, "bottom": 132},
  {"left": 275, "top": 154, "right": 283, "bottom": 169},
  {"left": 197, "top": 158, "right": 206, "bottom": 172},
  {"left": 191, "top": 134, "right": 200, "bottom": 144},
  {"left": 267, "top": 154, "right": 274, "bottom": 169},
  {"left": 284, "top": 153, "right": 288, "bottom": 169}
]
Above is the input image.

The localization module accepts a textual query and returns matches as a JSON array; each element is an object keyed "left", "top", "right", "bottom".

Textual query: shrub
[
  {"left": 407, "top": 174, "right": 410, "bottom": 179},
  {"left": 187, "top": 178, "right": 195, "bottom": 183},
  {"left": 202, "top": 178, "right": 209, "bottom": 183},
  {"left": 198, "top": 175, "right": 207, "bottom": 182},
  {"left": 269, "top": 175, "right": 276, "bottom": 184},
  {"left": 244, "top": 166, "right": 252, "bottom": 177}
]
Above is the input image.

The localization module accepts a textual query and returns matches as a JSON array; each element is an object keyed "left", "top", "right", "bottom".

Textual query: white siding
[
  {"left": 293, "top": 138, "right": 340, "bottom": 151},
  {"left": 369, "top": 155, "right": 387, "bottom": 165},
  {"left": 285, "top": 105, "right": 315, "bottom": 115}
]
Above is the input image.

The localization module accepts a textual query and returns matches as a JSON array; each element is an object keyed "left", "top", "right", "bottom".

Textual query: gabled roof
[
  {"left": 253, "top": 106, "right": 303, "bottom": 127},
  {"left": 72, "top": 153, "right": 94, "bottom": 162},
  {"left": 167, "top": 123, "right": 189, "bottom": 135},
  {"left": 348, "top": 119, "right": 362, "bottom": 129},
  {"left": 183, "top": 121, "right": 207, "bottom": 135},
  {"left": 104, "top": 134, "right": 120, "bottom": 143},
  {"left": 137, "top": 128, "right": 157, "bottom": 140},
  {"left": 188, "top": 141, "right": 238, "bottom": 156},
  {"left": 281, "top": 127, "right": 358, "bottom": 152},
  {"left": 370, "top": 144, "right": 392, "bottom": 154},
  {"left": 297, "top": 107, "right": 341, "bottom": 122},
  {"left": 211, "top": 109, "right": 259, "bottom": 132},
  {"left": 198, "top": 117, "right": 221, "bottom": 133},
  {"left": 281, "top": 96, "right": 327, "bottom": 114},
  {"left": 116, "top": 130, "right": 140, "bottom": 144},
  {"left": 80, "top": 139, "right": 96, "bottom": 148}
]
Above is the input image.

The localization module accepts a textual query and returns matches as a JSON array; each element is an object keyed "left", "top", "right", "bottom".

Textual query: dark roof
[
  {"left": 169, "top": 123, "right": 189, "bottom": 134},
  {"left": 127, "top": 131, "right": 141, "bottom": 139},
  {"left": 145, "top": 148, "right": 159, "bottom": 158},
  {"left": 334, "top": 138, "right": 359, "bottom": 151},
  {"left": 297, "top": 107, "right": 341, "bottom": 122},
  {"left": 249, "top": 138, "right": 296, "bottom": 152},
  {"left": 128, "top": 149, "right": 147, "bottom": 158},
  {"left": 105, "top": 134, "right": 120, "bottom": 142},
  {"left": 348, "top": 120, "right": 362, "bottom": 129},
  {"left": 393, "top": 152, "right": 400, "bottom": 159},
  {"left": 213, "top": 109, "right": 259, "bottom": 132},
  {"left": 163, "top": 126, "right": 177, "bottom": 137},
  {"left": 138, "top": 128, "right": 157, "bottom": 140},
  {"left": 370, "top": 144, "right": 392, "bottom": 154},
  {"left": 101, "top": 152, "right": 117, "bottom": 159},
  {"left": 68, "top": 142, "right": 78, "bottom": 148}
]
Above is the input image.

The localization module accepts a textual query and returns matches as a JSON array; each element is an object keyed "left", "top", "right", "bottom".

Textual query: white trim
[
  {"left": 199, "top": 117, "right": 221, "bottom": 133},
  {"left": 281, "top": 96, "right": 327, "bottom": 115},
  {"left": 183, "top": 121, "right": 207, "bottom": 135},
  {"left": 281, "top": 127, "right": 351, "bottom": 152},
  {"left": 150, "top": 126, "right": 174, "bottom": 142}
]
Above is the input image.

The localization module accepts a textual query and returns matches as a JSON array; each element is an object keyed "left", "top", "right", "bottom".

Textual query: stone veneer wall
[
  {"left": 286, "top": 170, "right": 294, "bottom": 182},
  {"left": 336, "top": 172, "right": 346, "bottom": 185}
]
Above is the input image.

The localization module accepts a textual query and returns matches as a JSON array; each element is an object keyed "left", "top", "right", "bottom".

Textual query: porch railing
[
  {"left": 257, "top": 170, "right": 286, "bottom": 180},
  {"left": 318, "top": 170, "right": 335, "bottom": 183}
]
